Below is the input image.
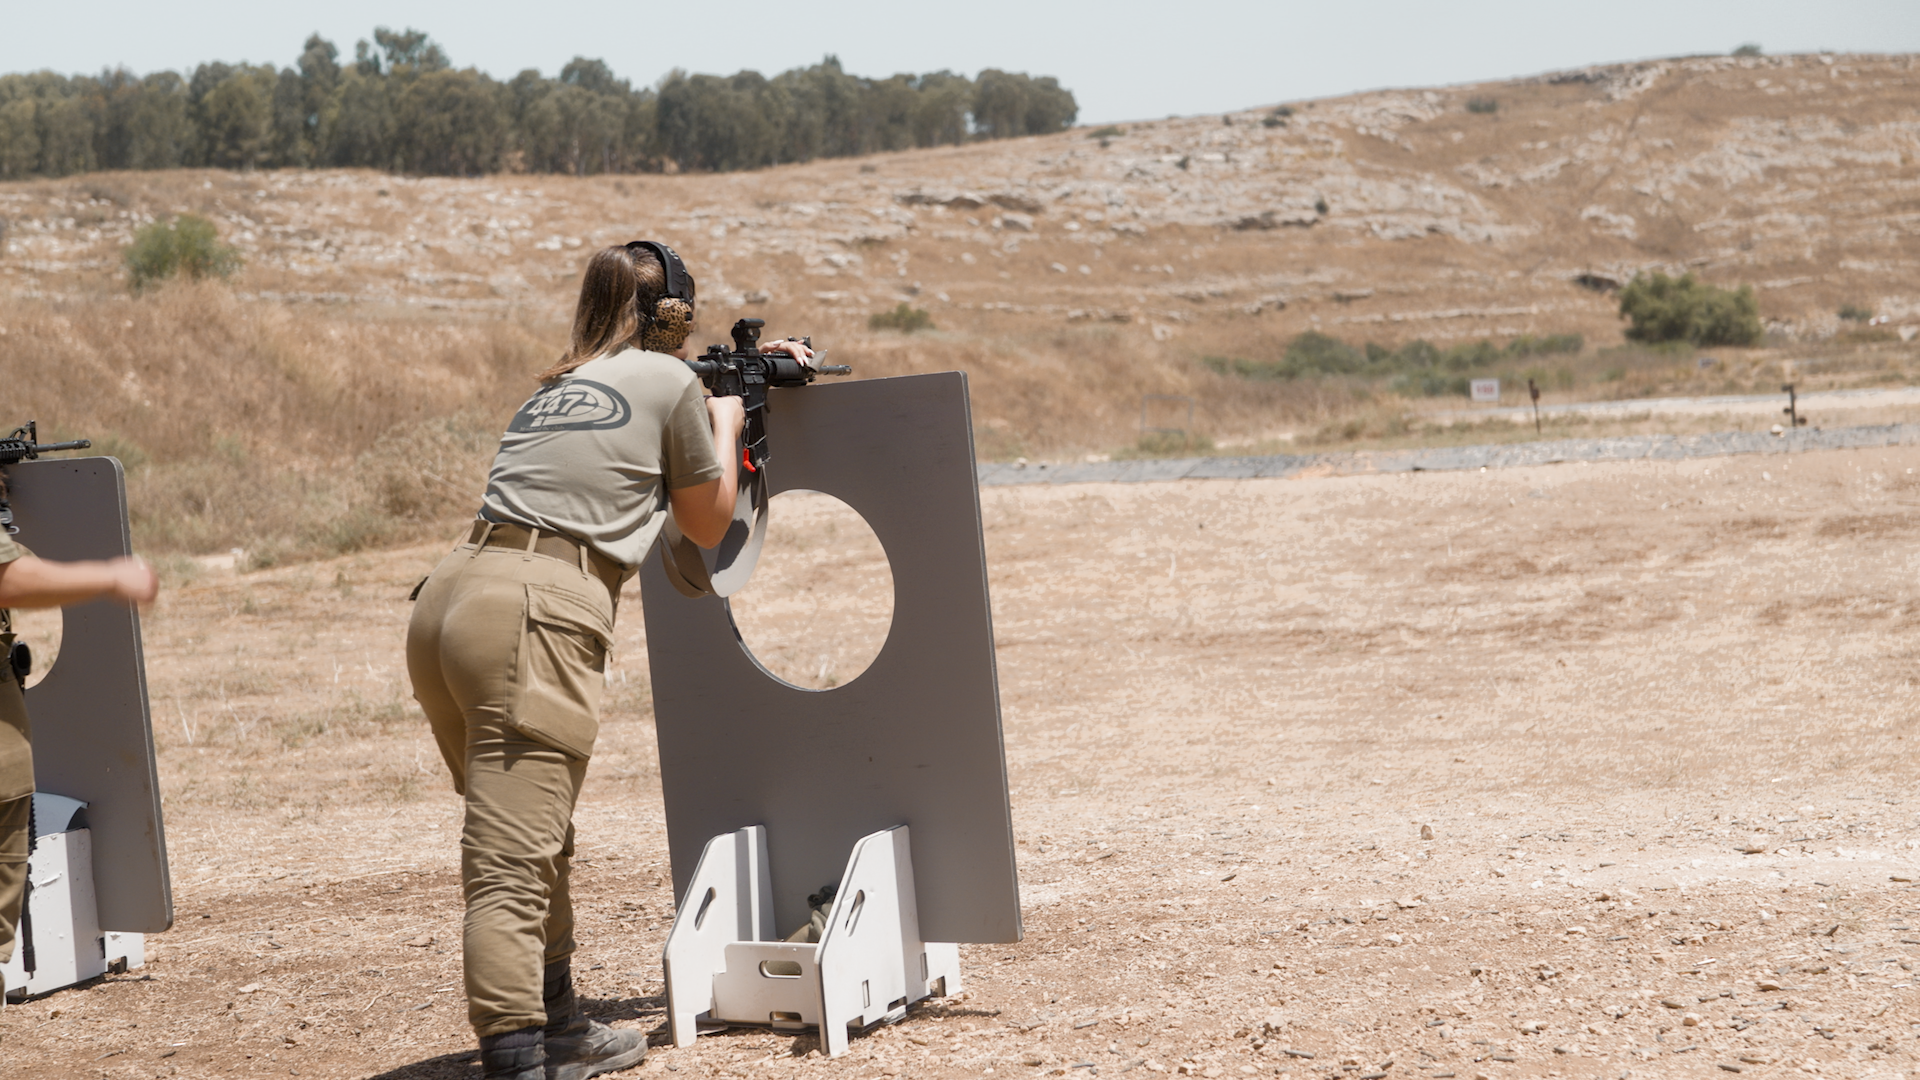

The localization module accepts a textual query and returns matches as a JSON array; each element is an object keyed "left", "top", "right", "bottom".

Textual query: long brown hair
[{"left": 536, "top": 245, "right": 697, "bottom": 381}]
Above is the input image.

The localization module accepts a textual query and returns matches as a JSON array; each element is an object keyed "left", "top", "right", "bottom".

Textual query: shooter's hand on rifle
[{"left": 703, "top": 395, "right": 746, "bottom": 445}]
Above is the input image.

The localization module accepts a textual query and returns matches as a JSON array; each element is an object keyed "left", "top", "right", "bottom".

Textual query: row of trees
[{"left": 0, "top": 29, "right": 1078, "bottom": 179}]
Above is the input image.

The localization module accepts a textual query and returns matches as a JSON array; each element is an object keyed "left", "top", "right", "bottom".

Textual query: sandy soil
[{"left": 6, "top": 445, "right": 1920, "bottom": 1079}]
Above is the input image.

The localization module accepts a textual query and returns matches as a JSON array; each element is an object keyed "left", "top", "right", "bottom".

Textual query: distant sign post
[
  {"left": 1782, "top": 383, "right": 1807, "bottom": 428},
  {"left": 1470, "top": 379, "right": 1500, "bottom": 404}
]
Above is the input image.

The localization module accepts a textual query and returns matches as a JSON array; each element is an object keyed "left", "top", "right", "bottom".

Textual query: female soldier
[{"left": 406, "top": 242, "right": 810, "bottom": 1080}]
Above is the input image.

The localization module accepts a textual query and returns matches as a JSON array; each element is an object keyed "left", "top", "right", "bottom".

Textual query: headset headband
[{"left": 624, "top": 240, "right": 691, "bottom": 304}]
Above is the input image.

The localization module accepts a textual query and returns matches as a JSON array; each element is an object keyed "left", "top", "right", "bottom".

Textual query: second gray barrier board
[{"left": 6, "top": 456, "right": 172, "bottom": 934}]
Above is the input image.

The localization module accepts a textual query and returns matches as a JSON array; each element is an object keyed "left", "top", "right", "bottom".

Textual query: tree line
[{"left": 0, "top": 28, "right": 1079, "bottom": 179}]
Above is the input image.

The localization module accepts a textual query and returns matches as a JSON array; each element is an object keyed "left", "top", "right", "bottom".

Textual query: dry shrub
[
  {"left": 818, "top": 315, "right": 1355, "bottom": 459},
  {"left": 4, "top": 280, "right": 544, "bottom": 561},
  {"left": 9, "top": 278, "right": 1392, "bottom": 564},
  {"left": 362, "top": 413, "right": 502, "bottom": 528}
]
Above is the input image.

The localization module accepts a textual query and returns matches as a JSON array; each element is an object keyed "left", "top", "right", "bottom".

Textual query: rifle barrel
[
  {"left": 817, "top": 365, "right": 852, "bottom": 376},
  {"left": 32, "top": 440, "right": 91, "bottom": 453}
]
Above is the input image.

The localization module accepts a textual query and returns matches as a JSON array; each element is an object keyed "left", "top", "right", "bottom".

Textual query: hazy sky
[{"left": 7, "top": 0, "right": 1919, "bottom": 123}]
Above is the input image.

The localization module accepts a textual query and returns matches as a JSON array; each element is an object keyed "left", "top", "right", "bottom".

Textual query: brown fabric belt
[{"left": 469, "top": 520, "right": 626, "bottom": 594}]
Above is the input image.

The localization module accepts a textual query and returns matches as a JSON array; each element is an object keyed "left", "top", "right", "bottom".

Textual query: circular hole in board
[{"left": 724, "top": 491, "right": 893, "bottom": 691}]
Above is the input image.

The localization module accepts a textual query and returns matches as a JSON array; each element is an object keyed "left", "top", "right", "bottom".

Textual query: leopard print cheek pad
[{"left": 641, "top": 298, "right": 694, "bottom": 353}]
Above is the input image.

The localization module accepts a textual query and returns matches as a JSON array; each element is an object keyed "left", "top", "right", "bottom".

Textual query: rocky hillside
[
  {"left": 5, "top": 51, "right": 1916, "bottom": 346},
  {"left": 5, "top": 52, "right": 1920, "bottom": 562}
]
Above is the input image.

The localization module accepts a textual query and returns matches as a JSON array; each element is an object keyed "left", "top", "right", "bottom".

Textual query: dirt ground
[{"left": 6, "top": 444, "right": 1920, "bottom": 1079}]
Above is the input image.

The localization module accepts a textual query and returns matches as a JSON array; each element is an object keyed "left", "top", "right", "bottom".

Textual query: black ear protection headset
[{"left": 624, "top": 239, "right": 692, "bottom": 314}]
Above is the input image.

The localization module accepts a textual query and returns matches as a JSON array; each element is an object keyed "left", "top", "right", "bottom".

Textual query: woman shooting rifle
[{"left": 406, "top": 241, "right": 811, "bottom": 1080}]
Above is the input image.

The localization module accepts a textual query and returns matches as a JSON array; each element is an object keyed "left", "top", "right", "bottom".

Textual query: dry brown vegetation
[{"left": 5, "top": 51, "right": 1920, "bottom": 564}]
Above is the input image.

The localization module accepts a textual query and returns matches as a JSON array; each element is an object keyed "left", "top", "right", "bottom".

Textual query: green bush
[
  {"left": 124, "top": 214, "right": 241, "bottom": 291},
  {"left": 1732, "top": 43, "right": 1763, "bottom": 57},
  {"left": 1283, "top": 330, "right": 1367, "bottom": 375},
  {"left": 1116, "top": 430, "right": 1215, "bottom": 459},
  {"left": 868, "top": 303, "right": 933, "bottom": 332},
  {"left": 1086, "top": 125, "right": 1124, "bottom": 139},
  {"left": 1201, "top": 332, "right": 1362, "bottom": 379},
  {"left": 1839, "top": 303, "right": 1873, "bottom": 323},
  {"left": 1504, "top": 333, "right": 1585, "bottom": 357},
  {"left": 1617, "top": 271, "right": 1762, "bottom": 346},
  {"left": 1466, "top": 97, "right": 1498, "bottom": 114}
]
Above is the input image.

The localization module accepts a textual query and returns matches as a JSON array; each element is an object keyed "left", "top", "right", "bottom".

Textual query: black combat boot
[
  {"left": 542, "top": 958, "right": 648, "bottom": 1080},
  {"left": 478, "top": 1026, "right": 545, "bottom": 1080}
]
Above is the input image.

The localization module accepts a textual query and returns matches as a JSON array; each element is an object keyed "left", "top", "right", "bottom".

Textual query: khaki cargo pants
[
  {"left": 0, "top": 663, "right": 29, "bottom": 970},
  {"left": 406, "top": 535, "right": 617, "bottom": 1037}
]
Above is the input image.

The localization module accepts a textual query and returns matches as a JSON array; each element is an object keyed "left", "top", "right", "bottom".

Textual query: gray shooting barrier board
[
  {"left": 639, "top": 371, "right": 1021, "bottom": 945},
  {"left": 7, "top": 457, "right": 172, "bottom": 933}
]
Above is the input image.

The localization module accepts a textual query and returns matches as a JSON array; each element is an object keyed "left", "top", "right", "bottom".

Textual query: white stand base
[
  {"left": 663, "top": 825, "right": 961, "bottom": 1057},
  {"left": 0, "top": 828, "right": 144, "bottom": 1002}
]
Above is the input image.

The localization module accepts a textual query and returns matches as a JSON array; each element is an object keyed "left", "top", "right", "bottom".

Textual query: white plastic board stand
[
  {"left": 0, "top": 793, "right": 144, "bottom": 1001},
  {"left": 663, "top": 824, "right": 960, "bottom": 1056}
]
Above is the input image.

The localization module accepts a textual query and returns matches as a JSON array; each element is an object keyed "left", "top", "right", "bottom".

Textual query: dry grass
[
  {"left": 0, "top": 269, "right": 1369, "bottom": 563},
  {"left": 3, "top": 281, "right": 544, "bottom": 562},
  {"left": 5, "top": 53, "right": 1920, "bottom": 562}
]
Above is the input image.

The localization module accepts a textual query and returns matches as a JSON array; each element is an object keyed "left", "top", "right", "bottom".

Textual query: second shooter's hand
[
  {"left": 761, "top": 337, "right": 816, "bottom": 367},
  {"left": 742, "top": 338, "right": 813, "bottom": 472}
]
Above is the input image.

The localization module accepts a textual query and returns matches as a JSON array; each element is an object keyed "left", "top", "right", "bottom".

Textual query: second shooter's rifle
[
  {"left": 0, "top": 421, "right": 92, "bottom": 536},
  {"left": 683, "top": 318, "right": 851, "bottom": 474}
]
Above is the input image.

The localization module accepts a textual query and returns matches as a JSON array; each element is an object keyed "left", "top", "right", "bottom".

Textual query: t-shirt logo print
[{"left": 508, "top": 380, "right": 633, "bottom": 433}]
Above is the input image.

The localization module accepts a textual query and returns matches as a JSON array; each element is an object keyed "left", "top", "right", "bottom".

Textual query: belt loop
[
  {"left": 522, "top": 524, "right": 538, "bottom": 560},
  {"left": 577, "top": 542, "right": 591, "bottom": 578},
  {"left": 469, "top": 520, "right": 495, "bottom": 558}
]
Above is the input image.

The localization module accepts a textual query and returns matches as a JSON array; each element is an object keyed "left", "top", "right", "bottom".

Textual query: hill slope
[{"left": 4, "top": 52, "right": 1918, "bottom": 557}]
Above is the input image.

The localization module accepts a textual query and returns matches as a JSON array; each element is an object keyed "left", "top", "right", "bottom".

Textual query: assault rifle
[
  {"left": 684, "top": 318, "right": 851, "bottom": 473},
  {"left": 0, "top": 422, "right": 92, "bottom": 535}
]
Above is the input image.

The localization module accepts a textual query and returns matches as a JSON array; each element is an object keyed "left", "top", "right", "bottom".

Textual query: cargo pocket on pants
[{"left": 512, "top": 583, "right": 613, "bottom": 760}]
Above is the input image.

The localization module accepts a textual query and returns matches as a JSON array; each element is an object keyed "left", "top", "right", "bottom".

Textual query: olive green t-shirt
[{"left": 479, "top": 347, "right": 724, "bottom": 570}]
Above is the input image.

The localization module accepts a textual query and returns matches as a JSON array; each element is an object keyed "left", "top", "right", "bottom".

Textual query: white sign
[{"left": 1470, "top": 378, "right": 1500, "bottom": 403}]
